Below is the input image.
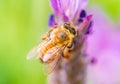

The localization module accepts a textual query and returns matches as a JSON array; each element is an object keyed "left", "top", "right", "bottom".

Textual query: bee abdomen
[{"left": 43, "top": 52, "right": 55, "bottom": 63}]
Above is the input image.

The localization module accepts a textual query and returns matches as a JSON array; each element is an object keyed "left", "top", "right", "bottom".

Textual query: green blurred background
[{"left": 0, "top": 0, "right": 120, "bottom": 84}]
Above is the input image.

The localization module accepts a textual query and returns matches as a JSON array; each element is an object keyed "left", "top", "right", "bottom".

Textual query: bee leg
[
  {"left": 62, "top": 52, "right": 67, "bottom": 58},
  {"left": 41, "top": 28, "right": 55, "bottom": 40},
  {"left": 63, "top": 48, "right": 71, "bottom": 59},
  {"left": 39, "top": 58, "right": 44, "bottom": 63},
  {"left": 67, "top": 44, "right": 72, "bottom": 48},
  {"left": 67, "top": 41, "right": 73, "bottom": 48},
  {"left": 49, "top": 27, "right": 54, "bottom": 32},
  {"left": 41, "top": 34, "right": 49, "bottom": 40}
]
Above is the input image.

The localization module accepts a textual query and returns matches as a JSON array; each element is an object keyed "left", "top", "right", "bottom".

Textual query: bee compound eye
[
  {"left": 70, "top": 28, "right": 76, "bottom": 35},
  {"left": 64, "top": 23, "right": 70, "bottom": 29}
]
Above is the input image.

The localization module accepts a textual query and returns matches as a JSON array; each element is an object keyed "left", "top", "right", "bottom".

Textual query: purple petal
[
  {"left": 48, "top": 14, "right": 56, "bottom": 27},
  {"left": 86, "top": 6, "right": 120, "bottom": 83},
  {"left": 87, "top": 49, "right": 120, "bottom": 84},
  {"left": 86, "top": 7, "right": 114, "bottom": 57},
  {"left": 85, "top": 21, "right": 93, "bottom": 34},
  {"left": 50, "top": 0, "right": 59, "bottom": 13},
  {"left": 80, "top": 10, "right": 86, "bottom": 18}
]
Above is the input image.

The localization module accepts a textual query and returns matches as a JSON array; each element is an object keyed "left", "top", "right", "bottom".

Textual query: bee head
[{"left": 64, "top": 22, "right": 77, "bottom": 35}]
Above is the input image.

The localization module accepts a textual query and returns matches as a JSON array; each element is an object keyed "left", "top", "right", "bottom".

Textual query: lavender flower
[
  {"left": 46, "top": 0, "right": 120, "bottom": 84},
  {"left": 47, "top": 0, "right": 92, "bottom": 84}
]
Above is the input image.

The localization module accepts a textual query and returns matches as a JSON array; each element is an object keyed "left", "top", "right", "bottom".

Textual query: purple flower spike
[
  {"left": 48, "top": 1, "right": 94, "bottom": 84},
  {"left": 50, "top": 0, "right": 88, "bottom": 25}
]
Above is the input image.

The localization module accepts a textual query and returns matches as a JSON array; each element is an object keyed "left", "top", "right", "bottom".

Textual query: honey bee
[{"left": 27, "top": 22, "right": 77, "bottom": 74}]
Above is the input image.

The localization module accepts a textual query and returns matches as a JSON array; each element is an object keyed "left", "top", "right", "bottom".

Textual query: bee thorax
[{"left": 58, "top": 31, "right": 67, "bottom": 39}]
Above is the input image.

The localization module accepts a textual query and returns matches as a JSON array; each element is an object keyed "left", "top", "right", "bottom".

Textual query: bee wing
[
  {"left": 26, "top": 39, "right": 50, "bottom": 60},
  {"left": 26, "top": 45, "right": 39, "bottom": 60},
  {"left": 43, "top": 46, "right": 65, "bottom": 75}
]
